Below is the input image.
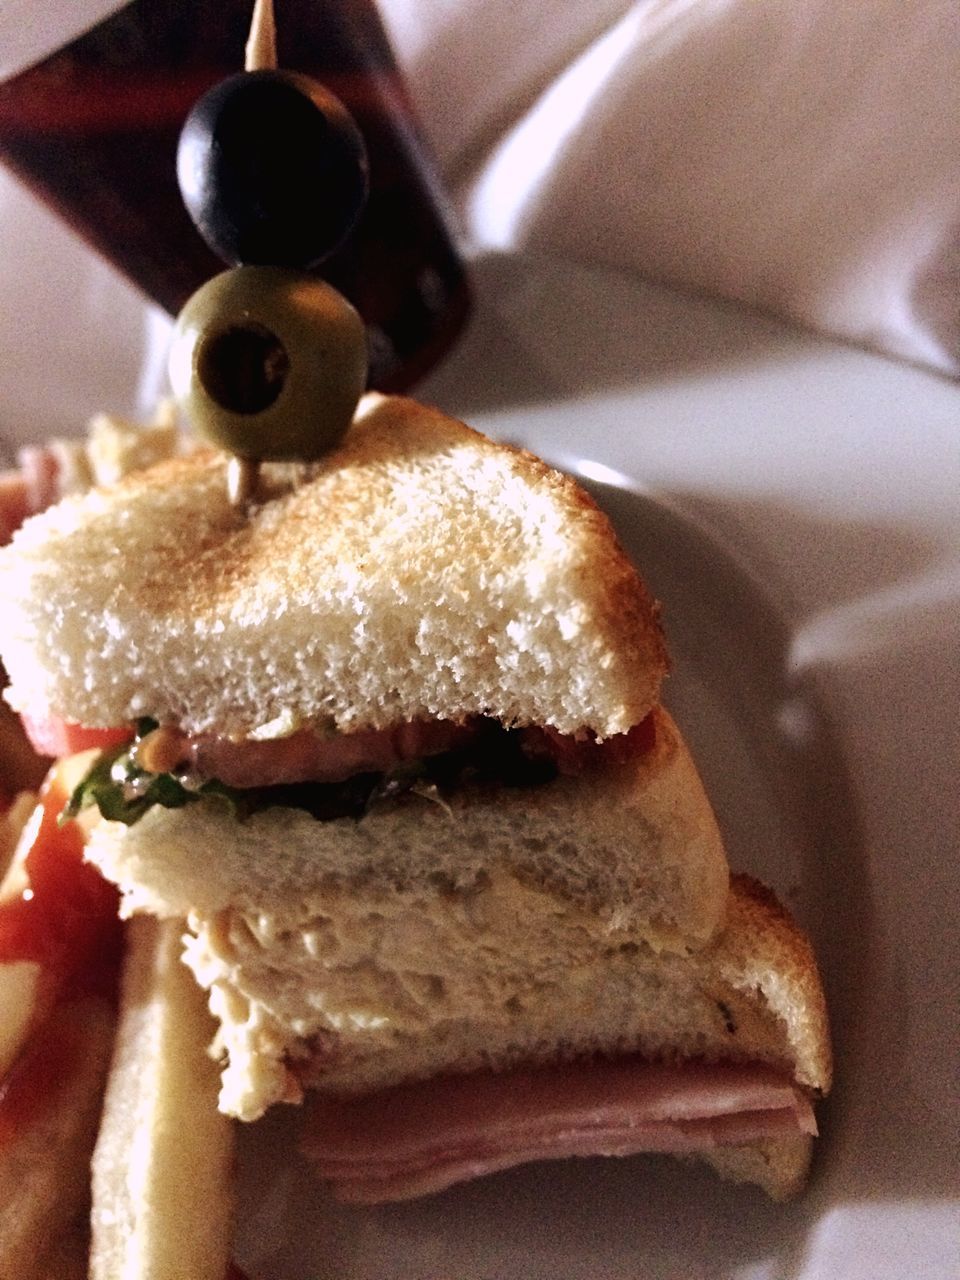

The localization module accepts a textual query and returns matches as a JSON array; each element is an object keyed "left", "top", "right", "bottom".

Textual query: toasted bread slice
[
  {"left": 281, "top": 872, "right": 830, "bottom": 1103},
  {"left": 0, "top": 393, "right": 667, "bottom": 742}
]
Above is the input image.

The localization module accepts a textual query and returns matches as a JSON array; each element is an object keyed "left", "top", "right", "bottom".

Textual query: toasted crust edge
[
  {"left": 697, "top": 1133, "right": 814, "bottom": 1200},
  {"left": 0, "top": 393, "right": 668, "bottom": 741},
  {"left": 719, "top": 875, "right": 833, "bottom": 1095}
]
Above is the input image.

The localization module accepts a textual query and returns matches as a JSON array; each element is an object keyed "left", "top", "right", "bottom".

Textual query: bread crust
[
  {"left": 696, "top": 1133, "right": 814, "bottom": 1200},
  {"left": 0, "top": 393, "right": 667, "bottom": 740},
  {"left": 719, "top": 875, "right": 832, "bottom": 1094}
]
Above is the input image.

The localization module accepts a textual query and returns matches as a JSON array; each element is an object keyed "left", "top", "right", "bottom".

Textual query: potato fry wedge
[
  {"left": 90, "top": 916, "right": 233, "bottom": 1280},
  {"left": 0, "top": 791, "right": 36, "bottom": 886},
  {"left": 34, "top": 1215, "right": 90, "bottom": 1280},
  {"left": 0, "top": 698, "right": 49, "bottom": 798},
  {"left": 0, "top": 995, "right": 115, "bottom": 1280}
]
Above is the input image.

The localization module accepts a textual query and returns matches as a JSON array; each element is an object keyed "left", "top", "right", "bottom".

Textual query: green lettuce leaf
[
  {"left": 62, "top": 720, "right": 242, "bottom": 827},
  {"left": 61, "top": 717, "right": 558, "bottom": 829}
]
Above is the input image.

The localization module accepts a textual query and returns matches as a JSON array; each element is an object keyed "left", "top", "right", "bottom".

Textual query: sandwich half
[{"left": 0, "top": 393, "right": 829, "bottom": 1197}]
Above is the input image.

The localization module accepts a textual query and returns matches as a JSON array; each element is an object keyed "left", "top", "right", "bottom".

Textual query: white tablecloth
[{"left": 382, "top": 0, "right": 960, "bottom": 378}]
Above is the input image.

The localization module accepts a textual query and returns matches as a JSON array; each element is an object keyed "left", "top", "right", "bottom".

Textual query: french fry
[
  {"left": 0, "top": 791, "right": 36, "bottom": 885},
  {"left": 0, "top": 995, "right": 116, "bottom": 1280},
  {"left": 0, "top": 697, "right": 49, "bottom": 798},
  {"left": 90, "top": 916, "right": 234, "bottom": 1280},
  {"left": 0, "top": 792, "right": 42, "bottom": 1082},
  {"left": 33, "top": 1215, "right": 90, "bottom": 1280}
]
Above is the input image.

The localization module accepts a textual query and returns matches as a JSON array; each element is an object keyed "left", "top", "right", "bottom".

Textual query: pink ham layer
[
  {"left": 301, "top": 1058, "right": 816, "bottom": 1204},
  {"left": 0, "top": 446, "right": 60, "bottom": 544}
]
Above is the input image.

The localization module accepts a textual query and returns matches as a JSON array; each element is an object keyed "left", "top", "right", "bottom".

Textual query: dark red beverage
[{"left": 0, "top": 0, "right": 469, "bottom": 391}]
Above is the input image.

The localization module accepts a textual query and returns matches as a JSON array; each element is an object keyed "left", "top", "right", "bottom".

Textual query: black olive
[
  {"left": 168, "top": 266, "right": 368, "bottom": 461},
  {"left": 177, "top": 69, "right": 369, "bottom": 269}
]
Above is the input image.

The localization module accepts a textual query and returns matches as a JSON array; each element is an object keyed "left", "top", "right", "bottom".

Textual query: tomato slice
[{"left": 18, "top": 709, "right": 133, "bottom": 760}]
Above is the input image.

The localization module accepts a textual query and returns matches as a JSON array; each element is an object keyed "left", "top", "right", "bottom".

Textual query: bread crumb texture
[
  {"left": 0, "top": 394, "right": 667, "bottom": 739},
  {"left": 190, "top": 873, "right": 826, "bottom": 1120}
]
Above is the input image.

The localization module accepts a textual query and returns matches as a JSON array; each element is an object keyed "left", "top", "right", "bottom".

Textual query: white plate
[{"left": 233, "top": 254, "right": 958, "bottom": 1279}]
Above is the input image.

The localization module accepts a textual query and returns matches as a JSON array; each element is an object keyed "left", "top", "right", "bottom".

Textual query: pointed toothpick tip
[
  {"left": 245, "top": 0, "right": 277, "bottom": 72},
  {"left": 227, "top": 455, "right": 261, "bottom": 507}
]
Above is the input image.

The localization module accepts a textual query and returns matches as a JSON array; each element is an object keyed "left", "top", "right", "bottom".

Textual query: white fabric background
[{"left": 380, "top": 0, "right": 960, "bottom": 378}]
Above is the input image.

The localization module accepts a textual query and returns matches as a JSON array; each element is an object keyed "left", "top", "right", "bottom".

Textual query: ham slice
[
  {"left": 0, "top": 447, "right": 60, "bottom": 546},
  {"left": 130, "top": 714, "right": 657, "bottom": 788},
  {"left": 301, "top": 1058, "right": 815, "bottom": 1203},
  {"left": 185, "top": 719, "right": 476, "bottom": 788}
]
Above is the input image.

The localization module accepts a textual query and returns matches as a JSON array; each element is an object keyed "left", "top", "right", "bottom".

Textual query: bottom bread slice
[{"left": 289, "top": 875, "right": 830, "bottom": 1202}]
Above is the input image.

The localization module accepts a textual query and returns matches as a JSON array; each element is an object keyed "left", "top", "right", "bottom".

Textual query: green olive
[{"left": 168, "top": 266, "right": 367, "bottom": 461}]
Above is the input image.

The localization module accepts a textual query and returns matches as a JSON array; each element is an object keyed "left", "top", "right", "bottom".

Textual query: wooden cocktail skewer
[
  {"left": 227, "top": 0, "right": 278, "bottom": 508},
  {"left": 245, "top": 0, "right": 277, "bottom": 72}
]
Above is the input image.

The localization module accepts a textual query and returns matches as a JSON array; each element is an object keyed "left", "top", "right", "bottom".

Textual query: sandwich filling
[
  {"left": 301, "top": 1058, "right": 817, "bottom": 1203},
  {"left": 59, "top": 713, "right": 657, "bottom": 828}
]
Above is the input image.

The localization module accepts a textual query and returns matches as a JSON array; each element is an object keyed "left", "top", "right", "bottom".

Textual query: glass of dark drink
[{"left": 0, "top": 0, "right": 469, "bottom": 391}]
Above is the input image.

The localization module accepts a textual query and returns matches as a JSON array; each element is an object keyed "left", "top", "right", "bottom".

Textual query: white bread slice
[
  {"left": 86, "top": 704, "right": 728, "bottom": 953},
  {"left": 0, "top": 393, "right": 667, "bottom": 741},
  {"left": 279, "top": 872, "right": 830, "bottom": 1102}
]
